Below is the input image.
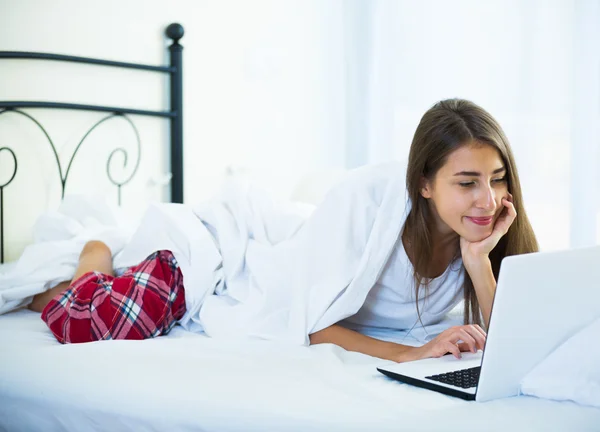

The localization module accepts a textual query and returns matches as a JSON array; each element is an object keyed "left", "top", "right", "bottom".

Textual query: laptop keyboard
[{"left": 425, "top": 366, "right": 481, "bottom": 389}]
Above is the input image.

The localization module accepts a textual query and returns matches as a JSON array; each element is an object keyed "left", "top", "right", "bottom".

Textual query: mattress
[{"left": 1, "top": 308, "right": 599, "bottom": 432}]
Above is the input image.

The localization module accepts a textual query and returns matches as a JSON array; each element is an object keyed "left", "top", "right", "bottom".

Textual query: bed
[
  {"left": 1, "top": 23, "right": 599, "bottom": 432},
  {"left": 2, "top": 308, "right": 599, "bottom": 431}
]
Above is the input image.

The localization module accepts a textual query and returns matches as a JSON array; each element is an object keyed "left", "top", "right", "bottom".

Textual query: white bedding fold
[
  {"left": 520, "top": 315, "right": 600, "bottom": 407},
  {"left": 0, "top": 196, "right": 132, "bottom": 314},
  {"left": 0, "top": 162, "right": 409, "bottom": 345}
]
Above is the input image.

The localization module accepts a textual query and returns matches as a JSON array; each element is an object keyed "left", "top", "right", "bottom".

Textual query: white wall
[
  {"left": 0, "top": 0, "right": 347, "bottom": 261},
  {"left": 2, "top": 0, "right": 597, "bottom": 261}
]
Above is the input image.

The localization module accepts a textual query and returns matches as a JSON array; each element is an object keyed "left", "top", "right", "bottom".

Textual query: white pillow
[{"left": 520, "top": 316, "right": 600, "bottom": 408}]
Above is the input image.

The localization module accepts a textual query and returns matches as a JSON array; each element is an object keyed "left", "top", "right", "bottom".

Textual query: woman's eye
[{"left": 460, "top": 177, "right": 506, "bottom": 188}]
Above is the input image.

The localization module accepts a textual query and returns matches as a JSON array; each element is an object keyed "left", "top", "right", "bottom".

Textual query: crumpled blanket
[{"left": 1, "top": 162, "right": 409, "bottom": 345}]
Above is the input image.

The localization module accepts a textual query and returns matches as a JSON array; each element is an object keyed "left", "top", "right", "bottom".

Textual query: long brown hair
[{"left": 403, "top": 99, "right": 539, "bottom": 327}]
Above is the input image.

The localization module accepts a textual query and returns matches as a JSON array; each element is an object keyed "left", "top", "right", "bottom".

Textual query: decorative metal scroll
[
  {"left": 0, "top": 108, "right": 141, "bottom": 263},
  {"left": 0, "top": 22, "right": 184, "bottom": 264}
]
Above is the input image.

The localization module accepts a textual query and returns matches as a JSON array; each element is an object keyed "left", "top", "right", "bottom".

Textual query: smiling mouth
[{"left": 466, "top": 216, "right": 493, "bottom": 226}]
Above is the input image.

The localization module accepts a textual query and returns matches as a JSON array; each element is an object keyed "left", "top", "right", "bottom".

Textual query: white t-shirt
[{"left": 343, "top": 227, "right": 465, "bottom": 332}]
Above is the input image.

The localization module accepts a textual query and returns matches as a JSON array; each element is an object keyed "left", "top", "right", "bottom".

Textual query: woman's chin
[{"left": 460, "top": 228, "right": 493, "bottom": 243}]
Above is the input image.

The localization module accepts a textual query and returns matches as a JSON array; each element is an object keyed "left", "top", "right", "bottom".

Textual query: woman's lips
[{"left": 466, "top": 216, "right": 493, "bottom": 226}]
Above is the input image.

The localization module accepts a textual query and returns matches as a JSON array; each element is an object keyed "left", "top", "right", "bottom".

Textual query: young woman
[
  {"left": 310, "top": 98, "right": 538, "bottom": 361},
  {"left": 28, "top": 98, "right": 538, "bottom": 362}
]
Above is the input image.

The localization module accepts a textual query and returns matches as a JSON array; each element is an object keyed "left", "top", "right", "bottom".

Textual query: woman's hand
[
  {"left": 460, "top": 193, "right": 517, "bottom": 267},
  {"left": 457, "top": 194, "right": 516, "bottom": 328},
  {"left": 413, "top": 324, "right": 487, "bottom": 360}
]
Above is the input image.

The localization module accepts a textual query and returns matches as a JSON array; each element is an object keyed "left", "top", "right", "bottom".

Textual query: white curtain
[{"left": 342, "top": 0, "right": 600, "bottom": 251}]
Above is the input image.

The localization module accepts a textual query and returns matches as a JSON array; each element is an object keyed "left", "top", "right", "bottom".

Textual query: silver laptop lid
[{"left": 476, "top": 245, "right": 600, "bottom": 402}]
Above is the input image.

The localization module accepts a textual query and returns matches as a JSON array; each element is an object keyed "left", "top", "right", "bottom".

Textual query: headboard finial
[{"left": 166, "top": 23, "right": 184, "bottom": 44}]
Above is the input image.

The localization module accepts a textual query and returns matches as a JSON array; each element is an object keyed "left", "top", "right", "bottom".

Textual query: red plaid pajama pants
[{"left": 41, "top": 250, "right": 186, "bottom": 344}]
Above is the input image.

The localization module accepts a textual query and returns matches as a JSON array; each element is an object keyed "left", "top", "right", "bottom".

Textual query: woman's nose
[{"left": 476, "top": 186, "right": 497, "bottom": 211}]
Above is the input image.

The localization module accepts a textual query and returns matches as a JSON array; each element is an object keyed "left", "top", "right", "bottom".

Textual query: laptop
[{"left": 376, "top": 244, "right": 600, "bottom": 402}]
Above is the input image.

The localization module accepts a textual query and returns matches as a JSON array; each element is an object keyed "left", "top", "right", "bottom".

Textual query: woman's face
[{"left": 421, "top": 142, "right": 509, "bottom": 243}]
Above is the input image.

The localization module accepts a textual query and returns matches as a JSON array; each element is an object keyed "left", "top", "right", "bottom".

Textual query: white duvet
[{"left": 0, "top": 162, "right": 409, "bottom": 346}]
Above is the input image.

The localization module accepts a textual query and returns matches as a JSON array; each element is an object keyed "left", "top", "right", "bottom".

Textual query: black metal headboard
[{"left": 0, "top": 23, "right": 184, "bottom": 263}]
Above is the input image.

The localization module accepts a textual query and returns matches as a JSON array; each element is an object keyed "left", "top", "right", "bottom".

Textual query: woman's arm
[
  {"left": 310, "top": 323, "right": 486, "bottom": 361},
  {"left": 309, "top": 324, "right": 420, "bottom": 362},
  {"left": 463, "top": 258, "right": 496, "bottom": 328}
]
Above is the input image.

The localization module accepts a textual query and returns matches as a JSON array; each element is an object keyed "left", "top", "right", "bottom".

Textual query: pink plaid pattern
[{"left": 41, "top": 250, "right": 186, "bottom": 344}]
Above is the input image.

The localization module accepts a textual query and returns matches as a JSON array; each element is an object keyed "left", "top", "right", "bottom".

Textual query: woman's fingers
[
  {"left": 472, "top": 324, "right": 487, "bottom": 337},
  {"left": 464, "top": 325, "right": 487, "bottom": 350},
  {"left": 503, "top": 196, "right": 517, "bottom": 221},
  {"left": 445, "top": 325, "right": 486, "bottom": 352},
  {"left": 455, "top": 329, "right": 478, "bottom": 353},
  {"left": 505, "top": 198, "right": 517, "bottom": 221},
  {"left": 472, "top": 324, "right": 487, "bottom": 345},
  {"left": 425, "top": 324, "right": 489, "bottom": 361},
  {"left": 494, "top": 200, "right": 516, "bottom": 236},
  {"left": 444, "top": 341, "right": 462, "bottom": 359},
  {"left": 457, "top": 342, "right": 474, "bottom": 353}
]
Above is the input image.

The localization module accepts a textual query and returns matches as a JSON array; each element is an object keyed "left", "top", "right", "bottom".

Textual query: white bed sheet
[{"left": 1, "top": 309, "right": 599, "bottom": 432}]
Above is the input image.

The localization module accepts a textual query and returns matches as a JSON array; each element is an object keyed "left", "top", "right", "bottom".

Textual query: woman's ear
[{"left": 420, "top": 176, "right": 433, "bottom": 199}]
